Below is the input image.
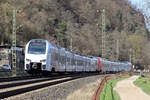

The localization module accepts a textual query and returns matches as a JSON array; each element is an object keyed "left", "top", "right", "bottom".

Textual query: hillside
[
  {"left": 0, "top": 0, "right": 150, "bottom": 67},
  {"left": 127, "top": 0, "right": 150, "bottom": 31}
]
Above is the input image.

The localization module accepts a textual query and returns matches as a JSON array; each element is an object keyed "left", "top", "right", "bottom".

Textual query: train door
[
  {"left": 72, "top": 53, "right": 76, "bottom": 71},
  {"left": 97, "top": 57, "right": 101, "bottom": 72}
]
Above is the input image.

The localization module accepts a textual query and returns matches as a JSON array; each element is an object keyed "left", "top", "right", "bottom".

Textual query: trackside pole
[{"left": 12, "top": 10, "right": 17, "bottom": 77}]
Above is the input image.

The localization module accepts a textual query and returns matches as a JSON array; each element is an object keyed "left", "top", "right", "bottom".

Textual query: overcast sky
[
  {"left": 127, "top": 0, "right": 149, "bottom": 12},
  {"left": 127, "top": 0, "right": 150, "bottom": 30}
]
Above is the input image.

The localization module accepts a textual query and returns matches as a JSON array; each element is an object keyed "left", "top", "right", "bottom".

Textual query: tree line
[{"left": 0, "top": 0, "right": 150, "bottom": 68}]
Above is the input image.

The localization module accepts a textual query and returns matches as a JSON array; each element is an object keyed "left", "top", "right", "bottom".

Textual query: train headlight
[
  {"left": 26, "top": 59, "right": 31, "bottom": 62},
  {"left": 40, "top": 59, "right": 46, "bottom": 63}
]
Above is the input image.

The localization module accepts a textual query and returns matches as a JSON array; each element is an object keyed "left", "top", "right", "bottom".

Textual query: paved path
[{"left": 114, "top": 76, "right": 150, "bottom": 100}]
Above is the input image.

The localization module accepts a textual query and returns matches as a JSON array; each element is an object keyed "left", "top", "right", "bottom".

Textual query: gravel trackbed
[{"left": 4, "top": 75, "right": 103, "bottom": 100}]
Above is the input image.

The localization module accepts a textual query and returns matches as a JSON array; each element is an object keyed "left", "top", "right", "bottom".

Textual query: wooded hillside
[{"left": 0, "top": 0, "right": 150, "bottom": 68}]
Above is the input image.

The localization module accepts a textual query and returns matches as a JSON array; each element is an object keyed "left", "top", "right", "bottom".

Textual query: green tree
[
  {"left": 129, "top": 34, "right": 144, "bottom": 63},
  {"left": 55, "top": 21, "right": 67, "bottom": 47},
  {"left": 0, "top": 3, "right": 13, "bottom": 45}
]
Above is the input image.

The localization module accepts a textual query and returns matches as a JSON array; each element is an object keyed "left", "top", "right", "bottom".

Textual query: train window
[
  {"left": 61, "top": 56, "right": 63, "bottom": 64},
  {"left": 67, "top": 57, "right": 70, "bottom": 65},
  {"left": 56, "top": 53, "right": 58, "bottom": 61},
  {"left": 70, "top": 58, "right": 72, "bottom": 65},
  {"left": 72, "top": 57, "right": 74, "bottom": 65},
  {"left": 68, "top": 57, "right": 70, "bottom": 62},
  {"left": 63, "top": 56, "right": 66, "bottom": 65},
  {"left": 28, "top": 42, "right": 46, "bottom": 54}
]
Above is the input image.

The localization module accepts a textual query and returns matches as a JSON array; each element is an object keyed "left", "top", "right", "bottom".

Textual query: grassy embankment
[
  {"left": 100, "top": 76, "right": 129, "bottom": 100},
  {"left": 134, "top": 76, "right": 150, "bottom": 95}
]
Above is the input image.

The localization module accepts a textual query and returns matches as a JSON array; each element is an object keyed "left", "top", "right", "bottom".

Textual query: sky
[{"left": 127, "top": 0, "right": 150, "bottom": 30}]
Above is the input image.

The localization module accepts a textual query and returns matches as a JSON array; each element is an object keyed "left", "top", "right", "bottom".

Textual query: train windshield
[{"left": 28, "top": 41, "right": 46, "bottom": 54}]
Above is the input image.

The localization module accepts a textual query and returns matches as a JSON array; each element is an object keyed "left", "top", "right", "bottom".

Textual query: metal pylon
[
  {"left": 12, "top": 10, "right": 17, "bottom": 76},
  {"left": 101, "top": 9, "right": 106, "bottom": 58}
]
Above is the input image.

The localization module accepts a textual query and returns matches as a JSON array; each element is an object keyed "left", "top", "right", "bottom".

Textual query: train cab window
[{"left": 28, "top": 41, "right": 46, "bottom": 54}]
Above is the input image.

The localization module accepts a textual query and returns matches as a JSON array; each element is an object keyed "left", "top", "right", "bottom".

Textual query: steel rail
[{"left": 0, "top": 73, "right": 100, "bottom": 99}]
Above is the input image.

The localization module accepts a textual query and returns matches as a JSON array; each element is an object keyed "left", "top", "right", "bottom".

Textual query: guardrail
[
  {"left": 92, "top": 73, "right": 129, "bottom": 100},
  {"left": 92, "top": 75, "right": 111, "bottom": 100}
]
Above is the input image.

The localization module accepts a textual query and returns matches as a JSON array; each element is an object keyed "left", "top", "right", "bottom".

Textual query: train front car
[{"left": 25, "top": 39, "right": 50, "bottom": 74}]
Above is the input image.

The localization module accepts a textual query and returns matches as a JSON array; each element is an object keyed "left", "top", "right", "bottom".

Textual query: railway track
[
  {"left": 0, "top": 73, "right": 71, "bottom": 82},
  {"left": 0, "top": 75, "right": 41, "bottom": 82},
  {"left": 0, "top": 73, "right": 100, "bottom": 99}
]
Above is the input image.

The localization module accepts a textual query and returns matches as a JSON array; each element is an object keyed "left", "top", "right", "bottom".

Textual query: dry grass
[{"left": 66, "top": 79, "right": 101, "bottom": 100}]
